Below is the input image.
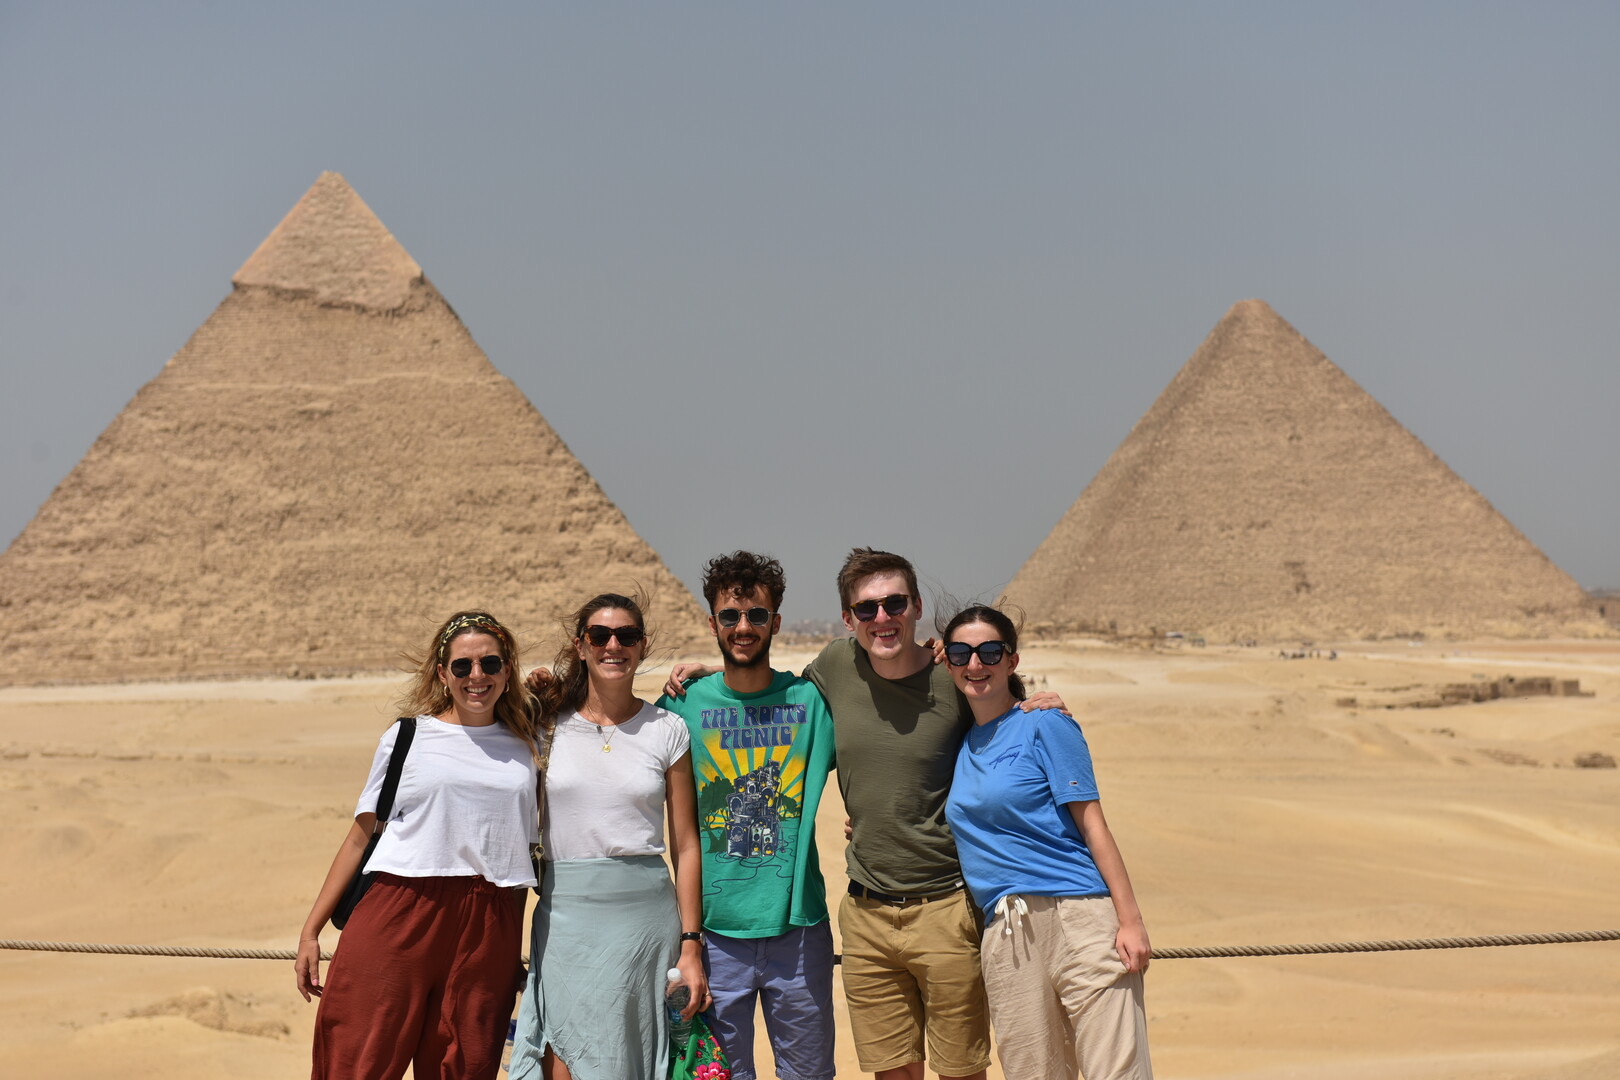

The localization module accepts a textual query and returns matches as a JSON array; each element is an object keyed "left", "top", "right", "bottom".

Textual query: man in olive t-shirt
[{"left": 801, "top": 548, "right": 991, "bottom": 1080}]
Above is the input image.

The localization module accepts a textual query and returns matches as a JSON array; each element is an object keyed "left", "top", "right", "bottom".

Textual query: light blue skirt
[{"left": 509, "top": 856, "right": 679, "bottom": 1080}]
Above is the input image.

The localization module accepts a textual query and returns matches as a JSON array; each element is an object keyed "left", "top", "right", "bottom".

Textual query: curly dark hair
[{"left": 701, "top": 550, "right": 787, "bottom": 611}]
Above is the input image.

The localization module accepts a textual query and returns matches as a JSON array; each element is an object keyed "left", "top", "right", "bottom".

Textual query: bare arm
[
  {"left": 665, "top": 752, "right": 709, "bottom": 1018},
  {"left": 1067, "top": 800, "right": 1151, "bottom": 973},
  {"left": 294, "top": 812, "right": 376, "bottom": 1001}
]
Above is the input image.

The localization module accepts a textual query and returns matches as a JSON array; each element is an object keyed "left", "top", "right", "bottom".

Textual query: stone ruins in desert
[
  {"left": 1002, "top": 300, "right": 1602, "bottom": 642},
  {"left": 0, "top": 173, "right": 707, "bottom": 685}
]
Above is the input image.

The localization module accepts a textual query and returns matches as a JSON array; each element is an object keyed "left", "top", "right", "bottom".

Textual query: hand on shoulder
[{"left": 1019, "top": 690, "right": 1070, "bottom": 716}]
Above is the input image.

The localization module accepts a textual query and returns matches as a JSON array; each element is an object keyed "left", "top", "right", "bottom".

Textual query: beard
[{"left": 722, "top": 635, "right": 772, "bottom": 670}]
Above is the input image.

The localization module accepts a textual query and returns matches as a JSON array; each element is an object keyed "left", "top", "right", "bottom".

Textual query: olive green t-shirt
[{"left": 803, "top": 637, "right": 970, "bottom": 896}]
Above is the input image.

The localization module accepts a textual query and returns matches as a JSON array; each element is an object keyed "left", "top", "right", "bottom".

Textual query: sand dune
[{"left": 2, "top": 640, "right": 1616, "bottom": 1079}]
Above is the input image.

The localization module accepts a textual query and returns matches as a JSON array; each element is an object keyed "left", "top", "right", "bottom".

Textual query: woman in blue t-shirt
[{"left": 942, "top": 604, "right": 1155, "bottom": 1080}]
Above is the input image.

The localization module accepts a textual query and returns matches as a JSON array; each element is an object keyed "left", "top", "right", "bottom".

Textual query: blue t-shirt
[{"left": 945, "top": 706, "right": 1107, "bottom": 920}]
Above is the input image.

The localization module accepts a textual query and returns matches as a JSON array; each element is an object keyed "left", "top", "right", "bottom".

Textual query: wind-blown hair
[
  {"left": 535, "top": 592, "right": 652, "bottom": 732},
  {"left": 399, "top": 610, "right": 539, "bottom": 757},
  {"left": 942, "top": 603, "right": 1027, "bottom": 701}
]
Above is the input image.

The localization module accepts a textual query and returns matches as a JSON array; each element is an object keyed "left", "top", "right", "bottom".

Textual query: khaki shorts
[{"left": 838, "top": 889, "right": 991, "bottom": 1075}]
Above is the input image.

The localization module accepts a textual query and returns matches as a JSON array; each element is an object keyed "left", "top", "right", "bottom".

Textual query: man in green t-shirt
[{"left": 658, "top": 551, "right": 837, "bottom": 1080}]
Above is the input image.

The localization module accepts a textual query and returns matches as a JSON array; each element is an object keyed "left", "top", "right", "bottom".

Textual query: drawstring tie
[{"left": 994, "top": 895, "right": 1029, "bottom": 936}]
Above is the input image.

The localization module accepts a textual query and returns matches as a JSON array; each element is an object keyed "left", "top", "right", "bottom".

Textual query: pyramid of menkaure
[
  {"left": 1002, "top": 300, "right": 1600, "bottom": 641},
  {"left": 0, "top": 172, "right": 708, "bottom": 684}
]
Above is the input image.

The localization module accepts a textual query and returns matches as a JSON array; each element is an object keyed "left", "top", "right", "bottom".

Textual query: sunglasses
[
  {"left": 715, "top": 606, "right": 775, "bottom": 628},
  {"left": 848, "top": 594, "right": 912, "bottom": 622},
  {"left": 944, "top": 641, "right": 1011, "bottom": 667},
  {"left": 583, "top": 624, "right": 646, "bottom": 648},
  {"left": 448, "top": 654, "right": 504, "bottom": 678}
]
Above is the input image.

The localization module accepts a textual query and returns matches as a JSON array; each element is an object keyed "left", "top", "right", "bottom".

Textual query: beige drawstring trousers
[{"left": 980, "top": 894, "right": 1153, "bottom": 1080}]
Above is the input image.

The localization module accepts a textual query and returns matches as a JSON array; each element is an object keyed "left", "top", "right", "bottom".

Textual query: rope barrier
[
  {"left": 5, "top": 930, "right": 1618, "bottom": 964},
  {"left": 1151, "top": 929, "right": 1620, "bottom": 959},
  {"left": 0, "top": 940, "right": 330, "bottom": 961}
]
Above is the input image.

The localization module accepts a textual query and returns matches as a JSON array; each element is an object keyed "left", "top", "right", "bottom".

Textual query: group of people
[{"left": 295, "top": 548, "right": 1155, "bottom": 1080}]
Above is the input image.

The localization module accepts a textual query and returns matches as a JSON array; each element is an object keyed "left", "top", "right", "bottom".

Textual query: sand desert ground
[{"left": 2, "top": 638, "right": 1617, "bottom": 1080}]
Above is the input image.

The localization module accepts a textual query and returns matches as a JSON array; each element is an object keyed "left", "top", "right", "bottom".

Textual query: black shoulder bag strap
[
  {"left": 373, "top": 715, "right": 416, "bottom": 830},
  {"left": 330, "top": 716, "right": 416, "bottom": 929}
]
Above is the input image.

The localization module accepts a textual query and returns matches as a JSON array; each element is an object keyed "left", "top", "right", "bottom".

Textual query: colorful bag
[{"left": 669, "top": 1011, "right": 731, "bottom": 1080}]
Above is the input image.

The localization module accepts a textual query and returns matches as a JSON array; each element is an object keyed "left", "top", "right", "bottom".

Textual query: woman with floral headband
[
  {"left": 295, "top": 610, "right": 542, "bottom": 1080},
  {"left": 509, "top": 592, "right": 708, "bottom": 1080}
]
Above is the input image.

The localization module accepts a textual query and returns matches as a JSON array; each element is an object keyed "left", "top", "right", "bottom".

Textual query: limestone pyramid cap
[
  {"left": 1193, "top": 298, "right": 1318, "bottom": 362},
  {"left": 1211, "top": 298, "right": 1292, "bottom": 331},
  {"left": 1226, "top": 297, "right": 1274, "bottom": 318},
  {"left": 233, "top": 172, "right": 423, "bottom": 310}
]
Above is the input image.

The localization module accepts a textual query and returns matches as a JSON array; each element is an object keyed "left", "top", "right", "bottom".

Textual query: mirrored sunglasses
[
  {"left": 944, "top": 641, "right": 1011, "bottom": 667},
  {"left": 583, "top": 624, "right": 646, "bottom": 648},
  {"left": 849, "top": 594, "right": 911, "bottom": 622},
  {"left": 716, "top": 606, "right": 775, "bottom": 628},
  {"left": 449, "top": 654, "right": 504, "bottom": 678}
]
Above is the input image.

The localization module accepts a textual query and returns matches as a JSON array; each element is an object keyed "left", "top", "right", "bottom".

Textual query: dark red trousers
[{"left": 312, "top": 874, "right": 525, "bottom": 1080}]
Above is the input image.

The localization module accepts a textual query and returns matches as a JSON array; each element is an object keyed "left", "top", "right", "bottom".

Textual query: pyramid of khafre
[
  {"left": 0, "top": 172, "right": 708, "bottom": 685},
  {"left": 1002, "top": 300, "right": 1602, "bottom": 641}
]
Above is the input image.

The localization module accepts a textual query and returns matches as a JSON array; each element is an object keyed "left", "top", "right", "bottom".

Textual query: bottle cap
[{"left": 667, "top": 967, "right": 682, "bottom": 981}]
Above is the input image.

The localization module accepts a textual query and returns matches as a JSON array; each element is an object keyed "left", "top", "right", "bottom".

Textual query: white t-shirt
[
  {"left": 543, "top": 702, "right": 690, "bottom": 861},
  {"left": 356, "top": 714, "right": 540, "bottom": 888}
]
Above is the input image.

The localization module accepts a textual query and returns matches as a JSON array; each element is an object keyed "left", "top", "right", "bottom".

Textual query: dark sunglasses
[
  {"left": 848, "top": 594, "right": 912, "bottom": 622},
  {"left": 583, "top": 624, "right": 646, "bottom": 648},
  {"left": 944, "top": 641, "right": 1011, "bottom": 667},
  {"left": 715, "top": 606, "right": 775, "bottom": 628},
  {"left": 448, "top": 654, "right": 504, "bottom": 678}
]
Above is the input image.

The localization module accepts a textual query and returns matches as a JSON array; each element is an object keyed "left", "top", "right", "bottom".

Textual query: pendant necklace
[{"left": 581, "top": 709, "right": 620, "bottom": 753}]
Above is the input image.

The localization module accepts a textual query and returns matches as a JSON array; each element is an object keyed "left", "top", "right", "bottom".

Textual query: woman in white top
[
  {"left": 509, "top": 592, "right": 708, "bottom": 1080},
  {"left": 295, "top": 611, "right": 541, "bottom": 1080}
]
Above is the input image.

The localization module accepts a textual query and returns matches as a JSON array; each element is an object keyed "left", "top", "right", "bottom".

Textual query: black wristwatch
[{"left": 679, "top": 931, "right": 704, "bottom": 944}]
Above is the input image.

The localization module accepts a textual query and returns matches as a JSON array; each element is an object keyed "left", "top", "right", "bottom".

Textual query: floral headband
[{"left": 436, "top": 613, "right": 513, "bottom": 661}]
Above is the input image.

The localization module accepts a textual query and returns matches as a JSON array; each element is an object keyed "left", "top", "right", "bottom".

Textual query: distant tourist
[
  {"left": 509, "top": 593, "right": 708, "bottom": 1080},
  {"left": 295, "top": 611, "right": 542, "bottom": 1080},
  {"left": 943, "top": 604, "right": 1155, "bottom": 1080},
  {"left": 655, "top": 551, "right": 839, "bottom": 1080}
]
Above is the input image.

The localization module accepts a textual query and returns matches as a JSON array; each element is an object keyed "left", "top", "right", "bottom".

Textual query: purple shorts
[{"left": 701, "top": 922, "right": 836, "bottom": 1080}]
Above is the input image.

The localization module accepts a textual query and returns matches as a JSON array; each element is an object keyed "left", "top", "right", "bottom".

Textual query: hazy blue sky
[{"left": 3, "top": 3, "right": 1616, "bottom": 625}]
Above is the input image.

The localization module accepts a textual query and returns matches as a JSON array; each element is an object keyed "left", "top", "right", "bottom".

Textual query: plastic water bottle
[
  {"left": 665, "top": 966, "right": 693, "bottom": 1046},
  {"left": 501, "top": 1017, "right": 516, "bottom": 1072}
]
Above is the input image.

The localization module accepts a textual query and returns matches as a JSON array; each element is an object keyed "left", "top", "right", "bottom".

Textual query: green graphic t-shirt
[{"left": 658, "top": 670, "right": 836, "bottom": 938}]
